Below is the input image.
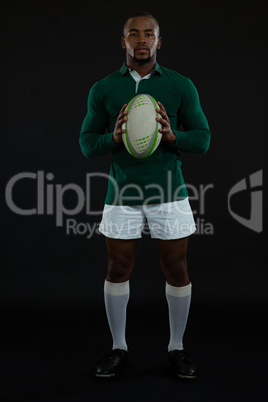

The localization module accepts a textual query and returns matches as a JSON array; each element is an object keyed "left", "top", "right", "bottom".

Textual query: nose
[{"left": 137, "top": 34, "right": 147, "bottom": 44}]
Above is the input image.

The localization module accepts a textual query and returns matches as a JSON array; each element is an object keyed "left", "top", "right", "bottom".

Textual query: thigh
[
  {"left": 158, "top": 237, "right": 189, "bottom": 262},
  {"left": 105, "top": 237, "right": 138, "bottom": 260}
]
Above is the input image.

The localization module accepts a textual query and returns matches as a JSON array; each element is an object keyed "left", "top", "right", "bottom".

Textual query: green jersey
[{"left": 80, "top": 62, "right": 211, "bottom": 206}]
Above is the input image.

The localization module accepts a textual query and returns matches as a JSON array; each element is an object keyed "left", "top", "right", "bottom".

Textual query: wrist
[
  {"left": 169, "top": 131, "right": 176, "bottom": 145},
  {"left": 112, "top": 133, "right": 122, "bottom": 145}
]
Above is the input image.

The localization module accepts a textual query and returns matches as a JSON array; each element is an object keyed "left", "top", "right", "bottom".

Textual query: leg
[
  {"left": 104, "top": 237, "right": 137, "bottom": 351},
  {"left": 158, "top": 237, "right": 190, "bottom": 287},
  {"left": 96, "top": 204, "right": 142, "bottom": 377},
  {"left": 95, "top": 237, "right": 137, "bottom": 377},
  {"left": 158, "top": 237, "right": 192, "bottom": 351},
  {"left": 158, "top": 237, "right": 197, "bottom": 378},
  {"left": 105, "top": 237, "right": 137, "bottom": 283}
]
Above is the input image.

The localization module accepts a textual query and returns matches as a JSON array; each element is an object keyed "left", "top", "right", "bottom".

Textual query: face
[{"left": 122, "top": 17, "right": 162, "bottom": 65}]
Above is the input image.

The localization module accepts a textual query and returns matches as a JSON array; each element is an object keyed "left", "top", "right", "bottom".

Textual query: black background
[{"left": 1, "top": 0, "right": 267, "bottom": 401}]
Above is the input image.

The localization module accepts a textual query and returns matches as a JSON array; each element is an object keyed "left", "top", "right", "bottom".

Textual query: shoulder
[
  {"left": 91, "top": 68, "right": 122, "bottom": 93},
  {"left": 160, "top": 66, "right": 189, "bottom": 83},
  {"left": 161, "top": 66, "right": 200, "bottom": 100}
]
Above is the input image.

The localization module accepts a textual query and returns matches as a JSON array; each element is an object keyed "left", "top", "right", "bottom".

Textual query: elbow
[
  {"left": 199, "top": 129, "right": 211, "bottom": 155},
  {"left": 79, "top": 138, "right": 88, "bottom": 158},
  {"left": 79, "top": 135, "right": 94, "bottom": 159},
  {"left": 200, "top": 142, "right": 210, "bottom": 155},
  {"left": 81, "top": 149, "right": 91, "bottom": 159}
]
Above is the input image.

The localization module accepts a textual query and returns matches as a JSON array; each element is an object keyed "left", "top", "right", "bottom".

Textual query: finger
[
  {"left": 118, "top": 109, "right": 128, "bottom": 121},
  {"left": 118, "top": 115, "right": 128, "bottom": 125},
  {"left": 156, "top": 116, "right": 167, "bottom": 126},
  {"left": 120, "top": 103, "right": 128, "bottom": 113},
  {"left": 117, "top": 105, "right": 127, "bottom": 122},
  {"left": 156, "top": 110, "right": 166, "bottom": 121},
  {"left": 157, "top": 101, "right": 166, "bottom": 113},
  {"left": 118, "top": 113, "right": 127, "bottom": 123},
  {"left": 156, "top": 106, "right": 168, "bottom": 121},
  {"left": 158, "top": 127, "right": 169, "bottom": 134}
]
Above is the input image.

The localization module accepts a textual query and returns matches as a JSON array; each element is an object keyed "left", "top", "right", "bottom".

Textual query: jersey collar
[{"left": 120, "top": 61, "right": 162, "bottom": 76}]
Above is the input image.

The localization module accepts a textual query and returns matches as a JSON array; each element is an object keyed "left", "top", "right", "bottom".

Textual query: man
[{"left": 79, "top": 11, "right": 211, "bottom": 379}]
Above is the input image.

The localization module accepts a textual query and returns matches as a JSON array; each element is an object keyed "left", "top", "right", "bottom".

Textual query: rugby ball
[{"left": 122, "top": 94, "right": 162, "bottom": 158}]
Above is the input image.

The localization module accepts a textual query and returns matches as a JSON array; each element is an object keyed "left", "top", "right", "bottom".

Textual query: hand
[
  {"left": 113, "top": 104, "right": 128, "bottom": 144},
  {"left": 156, "top": 101, "right": 176, "bottom": 145}
]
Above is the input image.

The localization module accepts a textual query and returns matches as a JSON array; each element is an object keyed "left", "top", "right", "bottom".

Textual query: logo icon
[{"left": 227, "top": 170, "right": 263, "bottom": 233}]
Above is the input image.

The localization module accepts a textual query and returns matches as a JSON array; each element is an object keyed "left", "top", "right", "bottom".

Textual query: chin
[{"left": 133, "top": 56, "right": 152, "bottom": 65}]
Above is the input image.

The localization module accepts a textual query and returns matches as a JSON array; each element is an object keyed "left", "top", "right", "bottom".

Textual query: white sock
[
  {"left": 104, "top": 280, "right": 129, "bottom": 351},
  {"left": 166, "top": 282, "right": 192, "bottom": 352}
]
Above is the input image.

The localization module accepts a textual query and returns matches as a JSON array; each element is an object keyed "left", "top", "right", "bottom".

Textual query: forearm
[
  {"left": 172, "top": 128, "right": 211, "bottom": 154},
  {"left": 79, "top": 131, "right": 120, "bottom": 158}
]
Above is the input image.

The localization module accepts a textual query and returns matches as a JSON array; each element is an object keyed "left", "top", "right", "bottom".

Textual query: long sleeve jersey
[{"left": 80, "top": 62, "right": 211, "bottom": 206}]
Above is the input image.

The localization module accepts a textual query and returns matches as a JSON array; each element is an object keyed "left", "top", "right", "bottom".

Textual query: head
[{"left": 121, "top": 11, "right": 162, "bottom": 66}]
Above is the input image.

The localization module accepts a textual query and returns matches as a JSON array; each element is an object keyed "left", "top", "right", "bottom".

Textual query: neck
[{"left": 126, "top": 56, "right": 156, "bottom": 77}]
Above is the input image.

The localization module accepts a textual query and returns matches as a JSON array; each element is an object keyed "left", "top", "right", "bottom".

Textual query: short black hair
[{"left": 123, "top": 11, "right": 160, "bottom": 37}]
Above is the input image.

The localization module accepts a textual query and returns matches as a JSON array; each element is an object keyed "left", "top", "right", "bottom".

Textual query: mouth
[{"left": 135, "top": 47, "right": 149, "bottom": 53}]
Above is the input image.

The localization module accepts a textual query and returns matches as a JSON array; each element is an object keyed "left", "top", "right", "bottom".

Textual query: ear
[
  {"left": 157, "top": 36, "right": 162, "bottom": 50},
  {"left": 121, "top": 36, "right": 126, "bottom": 49}
]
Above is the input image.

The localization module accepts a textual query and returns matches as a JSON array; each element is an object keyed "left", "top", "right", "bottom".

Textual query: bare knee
[
  {"left": 105, "top": 238, "right": 137, "bottom": 283},
  {"left": 107, "top": 254, "right": 134, "bottom": 282},
  {"left": 158, "top": 238, "right": 190, "bottom": 287},
  {"left": 160, "top": 253, "right": 189, "bottom": 287}
]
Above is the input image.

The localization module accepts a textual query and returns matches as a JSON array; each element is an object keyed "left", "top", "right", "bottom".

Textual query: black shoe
[
  {"left": 168, "top": 349, "right": 197, "bottom": 379},
  {"left": 95, "top": 349, "right": 129, "bottom": 378}
]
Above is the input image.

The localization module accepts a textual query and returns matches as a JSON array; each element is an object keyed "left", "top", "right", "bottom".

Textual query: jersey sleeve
[
  {"left": 172, "top": 79, "right": 211, "bottom": 154},
  {"left": 79, "top": 85, "right": 120, "bottom": 158}
]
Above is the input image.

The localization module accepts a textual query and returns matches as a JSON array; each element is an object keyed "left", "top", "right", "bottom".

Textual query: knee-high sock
[
  {"left": 166, "top": 282, "right": 192, "bottom": 351},
  {"left": 104, "top": 280, "right": 129, "bottom": 351}
]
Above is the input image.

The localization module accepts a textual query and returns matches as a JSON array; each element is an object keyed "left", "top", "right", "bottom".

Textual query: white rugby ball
[{"left": 122, "top": 94, "right": 162, "bottom": 159}]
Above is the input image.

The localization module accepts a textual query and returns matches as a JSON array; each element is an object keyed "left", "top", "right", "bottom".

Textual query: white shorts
[{"left": 98, "top": 198, "right": 196, "bottom": 240}]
